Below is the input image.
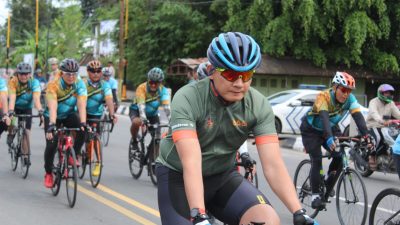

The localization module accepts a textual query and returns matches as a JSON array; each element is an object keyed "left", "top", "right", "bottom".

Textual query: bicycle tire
[
  {"left": 65, "top": 147, "right": 78, "bottom": 208},
  {"left": 10, "top": 145, "right": 18, "bottom": 171},
  {"left": 78, "top": 144, "right": 87, "bottom": 179},
  {"left": 51, "top": 150, "right": 62, "bottom": 196},
  {"left": 148, "top": 138, "right": 159, "bottom": 186},
  {"left": 19, "top": 130, "right": 30, "bottom": 179},
  {"left": 89, "top": 138, "right": 103, "bottom": 188},
  {"left": 336, "top": 168, "right": 367, "bottom": 225},
  {"left": 129, "top": 138, "right": 144, "bottom": 179},
  {"left": 102, "top": 122, "right": 110, "bottom": 147},
  {"left": 293, "top": 159, "right": 319, "bottom": 218},
  {"left": 369, "top": 188, "right": 400, "bottom": 225}
]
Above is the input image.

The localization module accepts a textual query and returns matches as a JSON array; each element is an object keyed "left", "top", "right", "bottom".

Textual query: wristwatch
[{"left": 190, "top": 208, "right": 208, "bottom": 219}]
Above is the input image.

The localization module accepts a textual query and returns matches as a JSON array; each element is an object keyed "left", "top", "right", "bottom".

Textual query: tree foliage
[
  {"left": 126, "top": 1, "right": 213, "bottom": 84},
  {"left": 224, "top": 0, "right": 399, "bottom": 74}
]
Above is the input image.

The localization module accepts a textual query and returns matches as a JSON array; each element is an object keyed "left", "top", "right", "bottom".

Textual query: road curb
[{"left": 279, "top": 136, "right": 304, "bottom": 152}]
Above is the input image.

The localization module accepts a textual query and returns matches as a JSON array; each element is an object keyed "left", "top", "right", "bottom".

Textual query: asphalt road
[{"left": 0, "top": 114, "right": 399, "bottom": 225}]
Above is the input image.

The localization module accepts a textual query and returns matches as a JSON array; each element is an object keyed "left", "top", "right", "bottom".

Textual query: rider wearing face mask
[{"left": 366, "top": 84, "right": 400, "bottom": 170}]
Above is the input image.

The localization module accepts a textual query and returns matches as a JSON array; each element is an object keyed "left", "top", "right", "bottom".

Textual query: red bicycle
[{"left": 50, "top": 127, "right": 80, "bottom": 208}]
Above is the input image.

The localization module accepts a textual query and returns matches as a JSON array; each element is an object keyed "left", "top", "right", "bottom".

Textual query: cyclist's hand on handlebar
[
  {"left": 362, "top": 134, "right": 375, "bottom": 151},
  {"left": 38, "top": 109, "right": 44, "bottom": 126},
  {"left": 293, "top": 209, "right": 317, "bottom": 225},
  {"left": 80, "top": 122, "right": 91, "bottom": 132},
  {"left": 325, "top": 136, "right": 337, "bottom": 152},
  {"left": 240, "top": 152, "right": 255, "bottom": 169},
  {"left": 110, "top": 114, "right": 118, "bottom": 124},
  {"left": 46, "top": 123, "right": 56, "bottom": 140}
]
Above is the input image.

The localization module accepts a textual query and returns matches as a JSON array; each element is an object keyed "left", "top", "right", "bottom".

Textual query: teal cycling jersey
[
  {"left": 0, "top": 78, "right": 7, "bottom": 92},
  {"left": 105, "top": 77, "right": 118, "bottom": 90},
  {"left": 130, "top": 82, "right": 170, "bottom": 117},
  {"left": 85, "top": 79, "right": 112, "bottom": 116},
  {"left": 8, "top": 77, "right": 41, "bottom": 110},
  {"left": 44, "top": 77, "right": 87, "bottom": 119},
  {"left": 306, "top": 89, "right": 361, "bottom": 131}
]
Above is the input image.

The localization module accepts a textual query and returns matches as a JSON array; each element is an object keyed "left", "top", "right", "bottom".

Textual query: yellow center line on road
[
  {"left": 85, "top": 181, "right": 160, "bottom": 217},
  {"left": 78, "top": 184, "right": 157, "bottom": 225}
]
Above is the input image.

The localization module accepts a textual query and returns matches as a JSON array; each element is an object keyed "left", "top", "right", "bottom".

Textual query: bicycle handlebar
[
  {"left": 87, "top": 118, "right": 115, "bottom": 133},
  {"left": 14, "top": 114, "right": 42, "bottom": 118}
]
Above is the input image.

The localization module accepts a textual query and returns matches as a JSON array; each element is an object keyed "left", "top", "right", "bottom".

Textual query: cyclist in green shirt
[{"left": 156, "top": 32, "right": 315, "bottom": 225}]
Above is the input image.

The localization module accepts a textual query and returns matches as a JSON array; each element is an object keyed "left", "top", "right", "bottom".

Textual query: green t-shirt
[{"left": 156, "top": 78, "right": 276, "bottom": 176}]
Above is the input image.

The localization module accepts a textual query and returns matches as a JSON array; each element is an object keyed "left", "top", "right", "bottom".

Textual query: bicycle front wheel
[
  {"left": 293, "top": 159, "right": 319, "bottom": 218},
  {"left": 19, "top": 130, "right": 30, "bottom": 179},
  {"left": 369, "top": 188, "right": 400, "bottom": 225},
  {"left": 78, "top": 145, "right": 87, "bottom": 179},
  {"left": 51, "top": 150, "right": 62, "bottom": 196},
  {"left": 129, "top": 138, "right": 144, "bottom": 179},
  {"left": 148, "top": 139, "right": 160, "bottom": 186},
  {"left": 65, "top": 147, "right": 78, "bottom": 208},
  {"left": 336, "top": 168, "right": 367, "bottom": 225},
  {"left": 89, "top": 139, "right": 103, "bottom": 188},
  {"left": 102, "top": 122, "right": 110, "bottom": 147}
]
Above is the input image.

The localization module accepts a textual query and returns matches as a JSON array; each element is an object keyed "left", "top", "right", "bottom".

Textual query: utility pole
[{"left": 118, "top": 0, "right": 125, "bottom": 99}]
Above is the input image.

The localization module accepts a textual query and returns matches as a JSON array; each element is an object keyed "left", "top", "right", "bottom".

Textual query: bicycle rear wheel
[
  {"left": 19, "top": 130, "right": 30, "bottom": 179},
  {"left": 336, "top": 168, "right": 367, "bottom": 225},
  {"left": 129, "top": 138, "right": 144, "bottom": 179},
  {"left": 148, "top": 139, "right": 159, "bottom": 186},
  {"left": 65, "top": 147, "right": 78, "bottom": 208},
  {"left": 89, "top": 139, "right": 103, "bottom": 188},
  {"left": 369, "top": 188, "right": 400, "bottom": 225},
  {"left": 293, "top": 159, "right": 319, "bottom": 218},
  {"left": 51, "top": 150, "right": 62, "bottom": 196}
]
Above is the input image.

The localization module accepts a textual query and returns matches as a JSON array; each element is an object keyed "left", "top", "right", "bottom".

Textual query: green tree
[
  {"left": 223, "top": 0, "right": 400, "bottom": 75},
  {"left": 126, "top": 1, "right": 213, "bottom": 85}
]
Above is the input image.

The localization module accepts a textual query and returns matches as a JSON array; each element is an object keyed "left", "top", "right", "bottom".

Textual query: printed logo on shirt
[
  {"left": 232, "top": 119, "right": 247, "bottom": 127},
  {"left": 256, "top": 195, "right": 266, "bottom": 204}
]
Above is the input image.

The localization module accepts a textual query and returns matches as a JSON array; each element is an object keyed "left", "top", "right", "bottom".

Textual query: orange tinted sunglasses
[
  {"left": 337, "top": 86, "right": 352, "bottom": 94},
  {"left": 216, "top": 68, "right": 254, "bottom": 82}
]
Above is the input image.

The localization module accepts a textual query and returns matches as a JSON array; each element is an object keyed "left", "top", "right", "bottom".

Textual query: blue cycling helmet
[
  {"left": 147, "top": 67, "right": 164, "bottom": 82},
  {"left": 207, "top": 32, "right": 262, "bottom": 72}
]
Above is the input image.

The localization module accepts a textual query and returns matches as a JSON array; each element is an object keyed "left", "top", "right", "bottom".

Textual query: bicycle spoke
[
  {"left": 370, "top": 188, "right": 400, "bottom": 225},
  {"left": 336, "top": 169, "right": 367, "bottom": 225}
]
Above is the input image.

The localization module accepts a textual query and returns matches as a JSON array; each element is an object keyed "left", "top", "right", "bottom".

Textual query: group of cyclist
[
  {"left": 0, "top": 58, "right": 119, "bottom": 188},
  {"left": 1, "top": 31, "right": 400, "bottom": 225}
]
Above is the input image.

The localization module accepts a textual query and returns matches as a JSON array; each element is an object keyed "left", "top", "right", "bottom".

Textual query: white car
[{"left": 267, "top": 89, "right": 368, "bottom": 135}]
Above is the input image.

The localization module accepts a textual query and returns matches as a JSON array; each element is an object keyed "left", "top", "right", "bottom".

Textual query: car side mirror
[{"left": 289, "top": 100, "right": 301, "bottom": 107}]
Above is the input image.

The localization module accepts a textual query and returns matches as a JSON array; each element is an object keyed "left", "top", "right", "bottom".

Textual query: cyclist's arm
[
  {"left": 33, "top": 92, "right": 43, "bottom": 111},
  {"left": 351, "top": 110, "right": 369, "bottom": 136},
  {"left": 390, "top": 102, "right": 400, "bottom": 119},
  {"left": 319, "top": 110, "right": 333, "bottom": 138},
  {"left": 77, "top": 97, "right": 87, "bottom": 123},
  {"left": 0, "top": 91, "right": 8, "bottom": 113},
  {"left": 47, "top": 98, "right": 57, "bottom": 123},
  {"left": 175, "top": 136, "right": 205, "bottom": 211},
  {"left": 257, "top": 141, "right": 302, "bottom": 213},
  {"left": 77, "top": 79, "right": 88, "bottom": 124},
  {"left": 111, "top": 89, "right": 119, "bottom": 106},
  {"left": 8, "top": 93, "right": 16, "bottom": 111},
  {"left": 32, "top": 80, "right": 43, "bottom": 111},
  {"left": 368, "top": 99, "right": 385, "bottom": 125}
]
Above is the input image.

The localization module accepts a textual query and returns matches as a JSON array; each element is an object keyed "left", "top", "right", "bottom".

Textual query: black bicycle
[
  {"left": 128, "top": 122, "right": 169, "bottom": 186},
  {"left": 8, "top": 114, "right": 40, "bottom": 179},
  {"left": 294, "top": 136, "right": 368, "bottom": 225},
  {"left": 369, "top": 188, "right": 400, "bottom": 225},
  {"left": 79, "top": 118, "right": 114, "bottom": 188}
]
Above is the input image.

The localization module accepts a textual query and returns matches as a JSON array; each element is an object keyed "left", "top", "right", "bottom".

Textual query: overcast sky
[{"left": 0, "top": 1, "right": 8, "bottom": 25}]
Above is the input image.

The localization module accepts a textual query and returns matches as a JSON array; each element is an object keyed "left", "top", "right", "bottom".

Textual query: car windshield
[{"left": 267, "top": 92, "right": 299, "bottom": 105}]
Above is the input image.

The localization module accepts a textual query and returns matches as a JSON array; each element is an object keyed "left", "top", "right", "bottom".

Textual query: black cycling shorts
[{"left": 156, "top": 164, "right": 270, "bottom": 225}]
